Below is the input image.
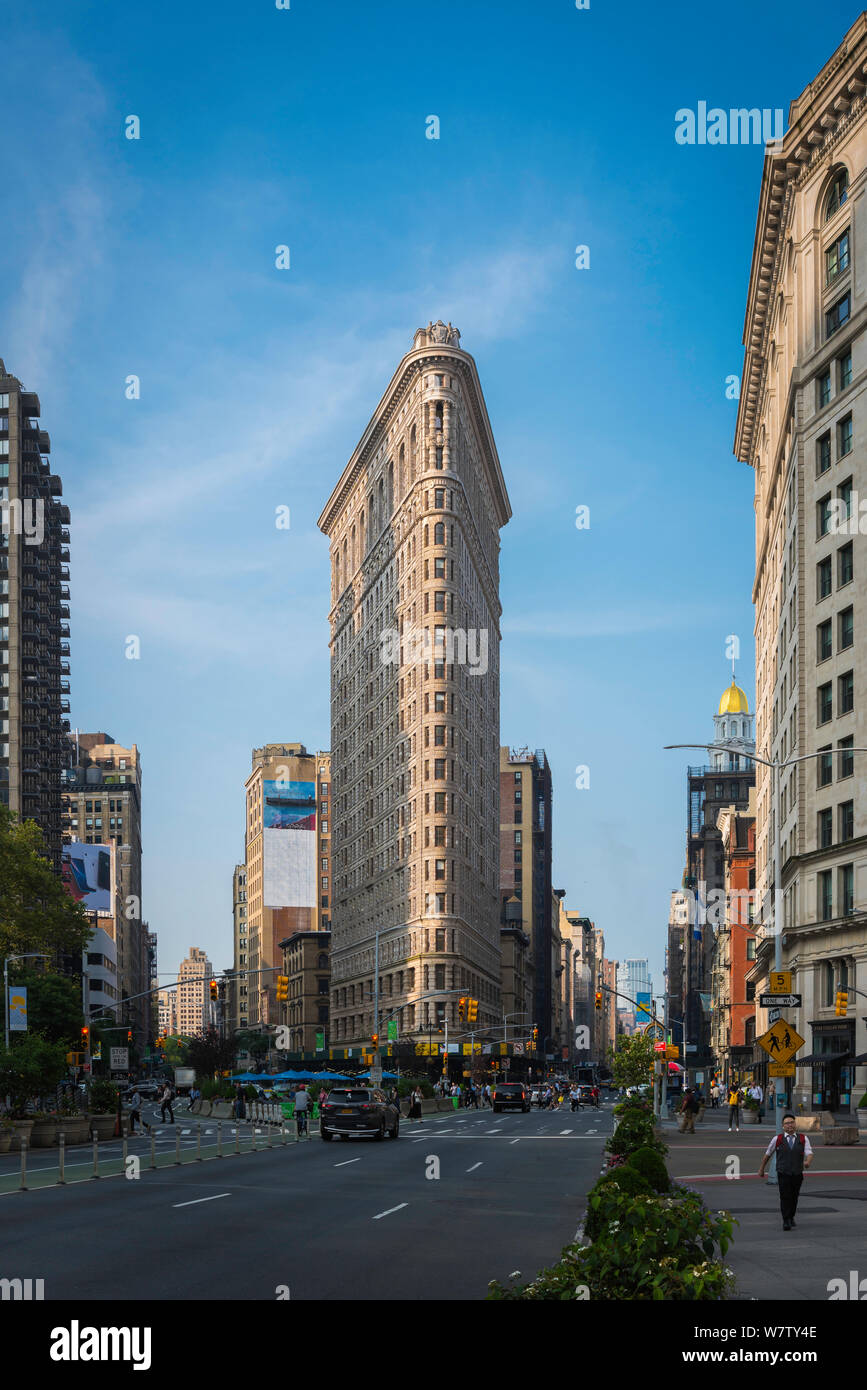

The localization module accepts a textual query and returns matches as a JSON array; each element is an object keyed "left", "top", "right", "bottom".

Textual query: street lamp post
[{"left": 666, "top": 740, "right": 867, "bottom": 1156}]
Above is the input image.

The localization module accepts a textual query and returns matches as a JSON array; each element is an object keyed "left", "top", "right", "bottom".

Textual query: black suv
[
  {"left": 492, "top": 1082, "right": 530, "bottom": 1113},
  {"left": 321, "top": 1088, "right": 400, "bottom": 1141}
]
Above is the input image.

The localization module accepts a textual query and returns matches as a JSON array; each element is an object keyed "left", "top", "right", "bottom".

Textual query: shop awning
[
  {"left": 849, "top": 1053, "right": 867, "bottom": 1065},
  {"left": 795, "top": 1051, "right": 851, "bottom": 1065}
]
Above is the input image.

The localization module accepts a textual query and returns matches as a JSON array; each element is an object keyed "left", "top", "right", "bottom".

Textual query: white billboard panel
[{"left": 263, "top": 827, "right": 316, "bottom": 908}]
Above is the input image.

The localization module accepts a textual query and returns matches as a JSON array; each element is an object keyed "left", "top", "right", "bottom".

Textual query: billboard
[
  {"left": 61, "top": 842, "right": 112, "bottom": 913},
  {"left": 262, "top": 780, "right": 316, "bottom": 908}
]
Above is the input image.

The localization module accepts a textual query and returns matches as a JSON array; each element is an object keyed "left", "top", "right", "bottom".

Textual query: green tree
[
  {"left": 7, "top": 968, "right": 83, "bottom": 1046},
  {"left": 0, "top": 806, "right": 93, "bottom": 961},
  {"left": 185, "top": 1026, "right": 236, "bottom": 1079},
  {"left": 235, "top": 1029, "right": 269, "bottom": 1063},
  {"left": 609, "top": 1033, "right": 656, "bottom": 1090},
  {"left": 0, "top": 1032, "right": 70, "bottom": 1116}
]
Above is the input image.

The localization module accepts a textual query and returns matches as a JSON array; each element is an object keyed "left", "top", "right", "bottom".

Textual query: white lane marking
[
  {"left": 587, "top": 1129, "right": 597, "bottom": 1134},
  {"left": 172, "top": 1193, "right": 231, "bottom": 1208},
  {"left": 487, "top": 1129, "right": 502, "bottom": 1134},
  {"left": 334, "top": 1158, "right": 361, "bottom": 1167},
  {"left": 373, "top": 1203, "right": 408, "bottom": 1220},
  {"left": 466, "top": 1162, "right": 483, "bottom": 1172},
  {"left": 510, "top": 1139, "right": 520, "bottom": 1145},
  {"left": 181, "top": 1129, "right": 191, "bottom": 1135},
  {"left": 560, "top": 1129, "right": 573, "bottom": 1135}
]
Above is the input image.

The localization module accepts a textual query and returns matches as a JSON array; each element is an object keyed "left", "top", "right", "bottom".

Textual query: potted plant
[
  {"left": 743, "top": 1095, "right": 760, "bottom": 1124},
  {"left": 87, "top": 1078, "right": 120, "bottom": 1140},
  {"left": 0, "top": 1034, "right": 68, "bottom": 1148},
  {"left": 857, "top": 1093, "right": 867, "bottom": 1132},
  {"left": 57, "top": 1091, "right": 89, "bottom": 1146},
  {"left": 29, "top": 1110, "right": 59, "bottom": 1148}
]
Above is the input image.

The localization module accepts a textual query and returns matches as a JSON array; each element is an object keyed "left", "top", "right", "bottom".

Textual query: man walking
[
  {"left": 749, "top": 1080, "right": 764, "bottom": 1122},
  {"left": 128, "top": 1088, "right": 144, "bottom": 1134},
  {"left": 727, "top": 1081, "right": 741, "bottom": 1132},
  {"left": 758, "top": 1112, "right": 813, "bottom": 1230},
  {"left": 679, "top": 1087, "right": 698, "bottom": 1134},
  {"left": 159, "top": 1082, "right": 175, "bottom": 1125}
]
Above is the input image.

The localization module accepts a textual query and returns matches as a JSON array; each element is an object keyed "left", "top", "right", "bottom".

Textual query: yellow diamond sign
[{"left": 757, "top": 1018, "right": 805, "bottom": 1065}]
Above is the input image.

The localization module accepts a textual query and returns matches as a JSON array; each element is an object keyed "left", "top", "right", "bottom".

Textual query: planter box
[
  {"left": 822, "top": 1125, "right": 860, "bottom": 1146},
  {"left": 857, "top": 1110, "right": 867, "bottom": 1131},
  {"left": 29, "top": 1118, "right": 58, "bottom": 1148},
  {"left": 743, "top": 1109, "right": 760, "bottom": 1123},
  {"left": 58, "top": 1119, "right": 90, "bottom": 1147},
  {"left": 0, "top": 1130, "right": 12, "bottom": 1154},
  {"left": 10, "top": 1120, "right": 34, "bottom": 1151},
  {"left": 88, "top": 1114, "right": 117, "bottom": 1141}
]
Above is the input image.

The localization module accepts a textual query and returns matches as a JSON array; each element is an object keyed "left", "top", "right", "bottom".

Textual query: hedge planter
[
  {"left": 58, "top": 1118, "right": 90, "bottom": 1146},
  {"left": 89, "top": 1114, "right": 117, "bottom": 1141},
  {"left": 29, "top": 1118, "right": 58, "bottom": 1148},
  {"left": 10, "top": 1120, "right": 34, "bottom": 1151},
  {"left": 744, "top": 1109, "right": 760, "bottom": 1123}
]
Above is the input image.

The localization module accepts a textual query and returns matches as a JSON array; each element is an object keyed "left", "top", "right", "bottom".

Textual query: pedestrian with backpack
[
  {"left": 679, "top": 1087, "right": 699, "bottom": 1134},
  {"left": 758, "top": 1112, "right": 813, "bottom": 1230},
  {"left": 727, "top": 1082, "right": 741, "bottom": 1132}
]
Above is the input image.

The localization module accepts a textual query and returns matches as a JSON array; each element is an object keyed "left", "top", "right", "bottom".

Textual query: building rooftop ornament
[
  {"left": 413, "top": 320, "right": 461, "bottom": 349},
  {"left": 718, "top": 681, "right": 750, "bottom": 716}
]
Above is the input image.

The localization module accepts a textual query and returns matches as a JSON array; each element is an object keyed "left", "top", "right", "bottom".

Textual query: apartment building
[
  {"left": 0, "top": 359, "right": 71, "bottom": 868},
  {"left": 500, "top": 746, "right": 553, "bottom": 1046},
  {"left": 318, "top": 322, "right": 511, "bottom": 1048},
  {"left": 735, "top": 14, "right": 867, "bottom": 1112},
  {"left": 177, "top": 946, "right": 212, "bottom": 1037}
]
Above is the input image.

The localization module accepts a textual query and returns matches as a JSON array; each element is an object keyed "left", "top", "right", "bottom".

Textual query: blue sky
[{"left": 1, "top": 0, "right": 861, "bottom": 995}]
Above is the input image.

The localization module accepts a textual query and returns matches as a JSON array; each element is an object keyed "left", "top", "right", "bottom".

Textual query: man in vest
[{"left": 757, "top": 1112, "right": 814, "bottom": 1230}]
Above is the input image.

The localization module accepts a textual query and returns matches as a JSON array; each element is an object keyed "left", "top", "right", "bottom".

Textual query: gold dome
[{"left": 718, "top": 682, "right": 750, "bottom": 716}]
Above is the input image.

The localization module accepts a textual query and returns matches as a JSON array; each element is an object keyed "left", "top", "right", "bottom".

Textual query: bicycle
[{"left": 295, "top": 1109, "right": 309, "bottom": 1137}]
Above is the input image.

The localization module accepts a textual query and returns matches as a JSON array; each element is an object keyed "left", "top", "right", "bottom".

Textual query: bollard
[
  {"left": 280, "top": 1123, "right": 286, "bottom": 1146},
  {"left": 19, "top": 1138, "right": 28, "bottom": 1192},
  {"left": 150, "top": 1131, "right": 156, "bottom": 1171},
  {"left": 196, "top": 1126, "right": 202, "bottom": 1162},
  {"left": 122, "top": 1135, "right": 128, "bottom": 1174},
  {"left": 175, "top": 1130, "right": 181, "bottom": 1166},
  {"left": 217, "top": 1122, "right": 223, "bottom": 1159},
  {"left": 251, "top": 1124, "right": 257, "bottom": 1153},
  {"left": 92, "top": 1134, "right": 100, "bottom": 1180},
  {"left": 234, "top": 1125, "right": 240, "bottom": 1156},
  {"left": 267, "top": 1124, "right": 272, "bottom": 1150},
  {"left": 58, "top": 1133, "right": 66, "bottom": 1185}
]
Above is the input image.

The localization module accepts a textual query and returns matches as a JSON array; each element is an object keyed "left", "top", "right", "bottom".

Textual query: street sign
[
  {"left": 503, "top": 1057, "right": 510, "bottom": 1069},
  {"left": 369, "top": 1066, "right": 383, "bottom": 1086},
  {"left": 757, "top": 1019, "right": 805, "bottom": 1065},
  {"left": 768, "top": 1062, "right": 796, "bottom": 1078},
  {"left": 759, "top": 993, "right": 801, "bottom": 1008},
  {"left": 685, "top": 1043, "right": 697, "bottom": 1052},
  {"left": 513, "top": 1041, "right": 525, "bottom": 1054},
  {"left": 110, "top": 1047, "right": 129, "bottom": 1071},
  {"left": 665, "top": 1045, "right": 680, "bottom": 1059},
  {"left": 769, "top": 971, "right": 792, "bottom": 994},
  {"left": 386, "top": 1020, "right": 398, "bottom": 1042},
  {"left": 769, "top": 1008, "right": 781, "bottom": 1025},
  {"left": 653, "top": 1040, "right": 666, "bottom": 1053}
]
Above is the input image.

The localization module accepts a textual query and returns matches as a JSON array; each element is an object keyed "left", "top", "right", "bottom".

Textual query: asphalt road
[{"left": 1, "top": 1104, "right": 611, "bottom": 1301}]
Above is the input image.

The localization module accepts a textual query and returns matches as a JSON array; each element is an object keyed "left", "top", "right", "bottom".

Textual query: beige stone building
[
  {"left": 735, "top": 14, "right": 867, "bottom": 1112},
  {"left": 177, "top": 946, "right": 212, "bottom": 1037},
  {"left": 318, "top": 323, "right": 511, "bottom": 1048},
  {"left": 243, "top": 744, "right": 330, "bottom": 1028},
  {"left": 278, "top": 928, "right": 331, "bottom": 1054},
  {"left": 225, "top": 860, "right": 248, "bottom": 1036},
  {"left": 158, "top": 987, "right": 177, "bottom": 1037}
]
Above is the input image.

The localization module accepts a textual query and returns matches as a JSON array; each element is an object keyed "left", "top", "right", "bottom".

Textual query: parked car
[
  {"left": 320, "top": 1087, "right": 399, "bottom": 1141},
  {"left": 492, "top": 1082, "right": 530, "bottom": 1113}
]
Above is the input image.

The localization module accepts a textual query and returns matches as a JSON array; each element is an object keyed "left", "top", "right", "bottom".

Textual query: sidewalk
[{"left": 660, "top": 1114, "right": 867, "bottom": 1300}]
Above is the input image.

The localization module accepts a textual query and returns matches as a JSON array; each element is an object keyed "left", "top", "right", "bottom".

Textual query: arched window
[
  {"left": 825, "top": 169, "right": 848, "bottom": 221},
  {"left": 434, "top": 522, "right": 445, "bottom": 544}
]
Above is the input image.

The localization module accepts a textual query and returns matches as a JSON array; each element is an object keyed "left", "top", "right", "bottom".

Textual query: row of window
[
  {"left": 818, "top": 542, "right": 853, "bottom": 598},
  {"left": 818, "top": 801, "right": 854, "bottom": 847},
  {"left": 817, "top": 671, "right": 854, "bottom": 723},
  {"left": 817, "top": 607, "right": 854, "bottom": 660},
  {"left": 817, "top": 737, "right": 855, "bottom": 785},
  {"left": 818, "top": 864, "right": 855, "bottom": 919}
]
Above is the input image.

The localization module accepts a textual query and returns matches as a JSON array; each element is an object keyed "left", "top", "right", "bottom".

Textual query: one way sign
[{"left": 759, "top": 993, "right": 801, "bottom": 1008}]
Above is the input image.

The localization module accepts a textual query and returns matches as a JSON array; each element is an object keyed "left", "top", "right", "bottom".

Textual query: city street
[{"left": 0, "top": 1106, "right": 612, "bottom": 1301}]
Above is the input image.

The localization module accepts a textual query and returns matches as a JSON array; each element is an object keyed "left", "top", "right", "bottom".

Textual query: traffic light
[
  {"left": 127, "top": 1030, "right": 133, "bottom": 1043},
  {"left": 467, "top": 998, "right": 478, "bottom": 1025},
  {"left": 276, "top": 974, "right": 289, "bottom": 1002},
  {"left": 835, "top": 989, "right": 849, "bottom": 1017},
  {"left": 458, "top": 996, "right": 467, "bottom": 1022},
  {"left": 595, "top": 991, "right": 602, "bottom": 1011},
  {"left": 371, "top": 1032, "right": 379, "bottom": 1049},
  {"left": 209, "top": 979, "right": 218, "bottom": 1001},
  {"left": 81, "top": 1025, "right": 89, "bottom": 1047},
  {"left": 532, "top": 1024, "right": 539, "bottom": 1046}
]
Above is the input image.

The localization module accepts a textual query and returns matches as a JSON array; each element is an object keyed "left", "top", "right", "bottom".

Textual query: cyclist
[{"left": 294, "top": 1083, "right": 309, "bottom": 1136}]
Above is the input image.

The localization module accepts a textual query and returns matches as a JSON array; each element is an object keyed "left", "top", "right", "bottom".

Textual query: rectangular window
[
  {"left": 837, "top": 414, "right": 853, "bottom": 458},
  {"left": 839, "top": 800, "right": 854, "bottom": 841},
  {"left": 838, "top": 478, "right": 852, "bottom": 524},
  {"left": 434, "top": 691, "right": 445, "bottom": 712},
  {"left": 435, "top": 859, "right": 446, "bottom": 879},
  {"left": 838, "top": 735, "right": 854, "bottom": 779},
  {"left": 746, "top": 938, "right": 757, "bottom": 961},
  {"left": 817, "top": 431, "right": 832, "bottom": 473},
  {"left": 839, "top": 606, "right": 853, "bottom": 650},
  {"left": 434, "top": 964, "right": 446, "bottom": 989},
  {"left": 818, "top": 494, "right": 832, "bottom": 537},
  {"left": 838, "top": 541, "right": 853, "bottom": 587},
  {"left": 818, "top": 807, "right": 833, "bottom": 848},
  {"left": 514, "top": 830, "right": 522, "bottom": 844},
  {"left": 434, "top": 489, "right": 444, "bottom": 508},
  {"left": 434, "top": 725, "right": 445, "bottom": 745},
  {"left": 840, "top": 863, "right": 854, "bottom": 915},
  {"left": 826, "top": 293, "right": 851, "bottom": 337},
  {"left": 434, "top": 557, "right": 445, "bottom": 579},
  {"left": 818, "top": 619, "right": 832, "bottom": 662},
  {"left": 818, "top": 682, "right": 833, "bottom": 724},
  {"left": 434, "top": 825, "right": 446, "bottom": 845},
  {"left": 514, "top": 788, "right": 522, "bottom": 803},
  {"left": 434, "top": 759, "right": 445, "bottom": 779},
  {"left": 818, "top": 373, "right": 832, "bottom": 410},
  {"left": 839, "top": 669, "right": 854, "bottom": 714},
  {"left": 320, "top": 782, "right": 329, "bottom": 796},
  {"left": 819, "top": 869, "right": 833, "bottom": 921},
  {"left": 825, "top": 229, "right": 850, "bottom": 284},
  {"left": 818, "top": 746, "right": 833, "bottom": 787},
  {"left": 838, "top": 349, "right": 853, "bottom": 390},
  {"left": 434, "top": 792, "right": 445, "bottom": 813},
  {"left": 818, "top": 556, "right": 833, "bottom": 599},
  {"left": 434, "top": 591, "right": 445, "bottom": 612}
]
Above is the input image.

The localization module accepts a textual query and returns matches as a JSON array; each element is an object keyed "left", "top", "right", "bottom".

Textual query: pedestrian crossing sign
[{"left": 757, "top": 1019, "right": 805, "bottom": 1064}]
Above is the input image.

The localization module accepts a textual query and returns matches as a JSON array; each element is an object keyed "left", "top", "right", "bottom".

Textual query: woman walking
[{"left": 409, "top": 1085, "right": 424, "bottom": 1123}]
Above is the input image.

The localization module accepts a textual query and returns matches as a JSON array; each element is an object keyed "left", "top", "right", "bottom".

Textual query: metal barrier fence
[{"left": 0, "top": 1116, "right": 321, "bottom": 1195}]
